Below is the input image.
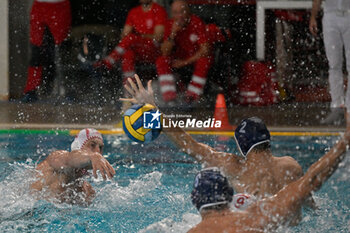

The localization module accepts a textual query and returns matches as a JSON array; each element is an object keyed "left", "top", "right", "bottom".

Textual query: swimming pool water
[{"left": 0, "top": 133, "right": 349, "bottom": 232}]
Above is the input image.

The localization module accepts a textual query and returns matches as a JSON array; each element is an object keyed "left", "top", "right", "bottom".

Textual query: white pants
[{"left": 322, "top": 12, "right": 350, "bottom": 109}]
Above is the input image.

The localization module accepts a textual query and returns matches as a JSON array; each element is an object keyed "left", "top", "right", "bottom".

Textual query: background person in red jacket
[
  {"left": 95, "top": 0, "right": 167, "bottom": 86},
  {"left": 156, "top": 0, "right": 212, "bottom": 105}
]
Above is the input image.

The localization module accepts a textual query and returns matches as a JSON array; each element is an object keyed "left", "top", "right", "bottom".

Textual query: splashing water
[
  {"left": 0, "top": 134, "right": 349, "bottom": 232},
  {"left": 0, "top": 160, "right": 39, "bottom": 231}
]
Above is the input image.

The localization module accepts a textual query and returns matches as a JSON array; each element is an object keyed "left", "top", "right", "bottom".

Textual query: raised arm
[
  {"left": 248, "top": 131, "right": 350, "bottom": 231},
  {"left": 121, "top": 74, "right": 240, "bottom": 167},
  {"left": 46, "top": 150, "right": 115, "bottom": 180},
  {"left": 299, "top": 134, "right": 349, "bottom": 193},
  {"left": 163, "top": 125, "right": 230, "bottom": 165}
]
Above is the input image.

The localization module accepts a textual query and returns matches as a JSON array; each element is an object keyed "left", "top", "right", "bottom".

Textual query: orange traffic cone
[{"left": 212, "top": 94, "right": 232, "bottom": 130}]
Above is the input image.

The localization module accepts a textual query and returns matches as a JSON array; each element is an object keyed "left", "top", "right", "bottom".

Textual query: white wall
[{"left": 0, "top": 0, "right": 9, "bottom": 100}]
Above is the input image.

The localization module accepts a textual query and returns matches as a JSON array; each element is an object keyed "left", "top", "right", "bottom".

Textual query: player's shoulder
[
  {"left": 214, "top": 151, "right": 244, "bottom": 168},
  {"left": 275, "top": 156, "right": 302, "bottom": 173},
  {"left": 37, "top": 150, "right": 68, "bottom": 167},
  {"left": 48, "top": 150, "right": 69, "bottom": 157},
  {"left": 45, "top": 150, "right": 67, "bottom": 161},
  {"left": 275, "top": 155, "right": 298, "bottom": 165}
]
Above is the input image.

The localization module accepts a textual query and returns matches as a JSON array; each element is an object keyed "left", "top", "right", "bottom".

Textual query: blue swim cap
[
  {"left": 234, "top": 117, "right": 270, "bottom": 157},
  {"left": 191, "top": 168, "right": 233, "bottom": 212}
]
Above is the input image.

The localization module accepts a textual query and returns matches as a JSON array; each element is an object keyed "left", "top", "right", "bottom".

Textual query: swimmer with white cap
[
  {"left": 122, "top": 74, "right": 316, "bottom": 224},
  {"left": 189, "top": 132, "right": 350, "bottom": 233},
  {"left": 31, "top": 128, "right": 115, "bottom": 205}
]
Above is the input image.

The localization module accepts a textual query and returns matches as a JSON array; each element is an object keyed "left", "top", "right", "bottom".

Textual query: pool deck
[{"left": 0, "top": 100, "right": 345, "bottom": 134}]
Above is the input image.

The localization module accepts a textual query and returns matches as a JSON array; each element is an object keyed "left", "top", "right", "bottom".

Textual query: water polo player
[
  {"left": 31, "top": 128, "right": 115, "bottom": 205},
  {"left": 121, "top": 74, "right": 315, "bottom": 216},
  {"left": 189, "top": 129, "right": 350, "bottom": 232}
]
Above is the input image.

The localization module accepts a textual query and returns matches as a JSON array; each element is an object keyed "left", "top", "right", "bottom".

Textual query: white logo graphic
[
  {"left": 146, "top": 19, "right": 153, "bottom": 29},
  {"left": 163, "top": 117, "right": 221, "bottom": 128},
  {"left": 189, "top": 34, "right": 199, "bottom": 42},
  {"left": 144, "top": 110, "right": 162, "bottom": 129}
]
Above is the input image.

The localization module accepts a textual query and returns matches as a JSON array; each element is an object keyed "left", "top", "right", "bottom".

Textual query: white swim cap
[{"left": 71, "top": 128, "right": 103, "bottom": 151}]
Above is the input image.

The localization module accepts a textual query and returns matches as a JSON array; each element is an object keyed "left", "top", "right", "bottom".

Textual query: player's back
[
  {"left": 228, "top": 153, "right": 302, "bottom": 198},
  {"left": 188, "top": 210, "right": 260, "bottom": 233}
]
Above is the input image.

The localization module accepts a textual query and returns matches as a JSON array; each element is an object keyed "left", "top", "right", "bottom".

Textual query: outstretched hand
[
  {"left": 120, "top": 74, "right": 156, "bottom": 107},
  {"left": 89, "top": 152, "right": 115, "bottom": 180}
]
